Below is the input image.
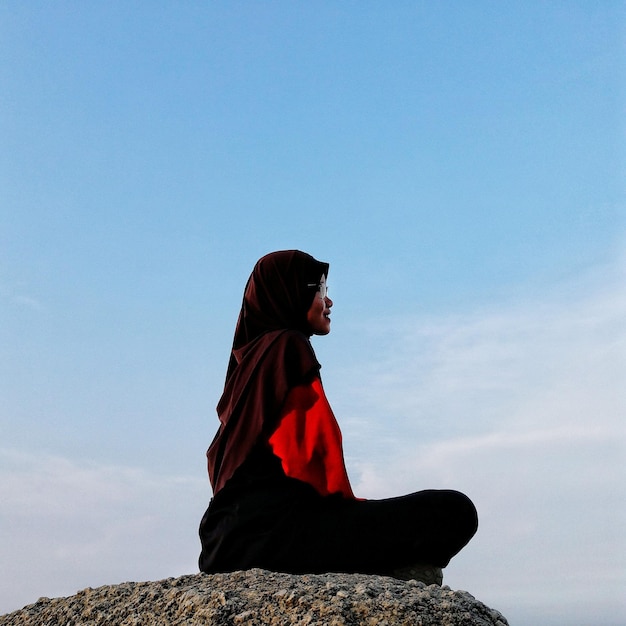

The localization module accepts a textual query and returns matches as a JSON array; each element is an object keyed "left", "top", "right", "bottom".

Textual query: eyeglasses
[{"left": 307, "top": 278, "right": 328, "bottom": 300}]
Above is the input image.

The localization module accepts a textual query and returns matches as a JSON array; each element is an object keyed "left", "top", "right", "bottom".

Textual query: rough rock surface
[{"left": 0, "top": 569, "right": 509, "bottom": 625}]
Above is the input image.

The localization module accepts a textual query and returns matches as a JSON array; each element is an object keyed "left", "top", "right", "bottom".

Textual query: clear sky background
[{"left": 1, "top": 2, "right": 624, "bottom": 624}]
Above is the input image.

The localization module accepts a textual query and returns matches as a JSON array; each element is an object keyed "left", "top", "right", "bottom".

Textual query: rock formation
[{"left": 0, "top": 569, "right": 509, "bottom": 625}]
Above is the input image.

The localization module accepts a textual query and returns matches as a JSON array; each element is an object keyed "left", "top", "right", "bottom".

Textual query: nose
[{"left": 325, "top": 296, "right": 333, "bottom": 308}]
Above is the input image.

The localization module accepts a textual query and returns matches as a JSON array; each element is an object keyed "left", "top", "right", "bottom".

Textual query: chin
[
  {"left": 307, "top": 317, "right": 331, "bottom": 335},
  {"left": 312, "top": 325, "right": 330, "bottom": 336}
]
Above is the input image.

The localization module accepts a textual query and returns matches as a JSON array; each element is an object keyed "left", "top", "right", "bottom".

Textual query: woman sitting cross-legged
[{"left": 198, "top": 250, "right": 478, "bottom": 585}]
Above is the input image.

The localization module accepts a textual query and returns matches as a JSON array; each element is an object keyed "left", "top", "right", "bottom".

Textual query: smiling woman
[
  {"left": 306, "top": 274, "right": 332, "bottom": 335},
  {"left": 198, "top": 250, "right": 478, "bottom": 585}
]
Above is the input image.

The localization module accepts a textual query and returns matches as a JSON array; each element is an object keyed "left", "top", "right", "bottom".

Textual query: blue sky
[{"left": 1, "top": 2, "right": 625, "bottom": 624}]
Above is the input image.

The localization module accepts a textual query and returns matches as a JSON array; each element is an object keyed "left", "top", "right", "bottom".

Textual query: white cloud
[
  {"left": 10, "top": 295, "right": 42, "bottom": 310},
  {"left": 329, "top": 261, "right": 626, "bottom": 623},
  {"left": 0, "top": 280, "right": 42, "bottom": 311},
  {"left": 0, "top": 450, "right": 208, "bottom": 615}
]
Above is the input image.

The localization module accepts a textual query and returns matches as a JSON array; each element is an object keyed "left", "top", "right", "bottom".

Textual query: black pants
[{"left": 199, "top": 477, "right": 478, "bottom": 575}]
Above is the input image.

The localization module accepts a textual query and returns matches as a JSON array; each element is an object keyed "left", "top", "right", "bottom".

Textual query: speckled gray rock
[{"left": 0, "top": 569, "right": 509, "bottom": 625}]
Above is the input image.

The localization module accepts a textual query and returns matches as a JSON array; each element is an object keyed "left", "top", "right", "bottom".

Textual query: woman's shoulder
[
  {"left": 233, "top": 329, "right": 306, "bottom": 360},
  {"left": 232, "top": 330, "right": 319, "bottom": 384}
]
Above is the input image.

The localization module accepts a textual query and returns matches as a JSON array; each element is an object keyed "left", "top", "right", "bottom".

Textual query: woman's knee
[{"left": 440, "top": 489, "right": 478, "bottom": 539}]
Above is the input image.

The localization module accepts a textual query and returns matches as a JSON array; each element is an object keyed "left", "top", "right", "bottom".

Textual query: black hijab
[{"left": 207, "top": 250, "right": 329, "bottom": 493}]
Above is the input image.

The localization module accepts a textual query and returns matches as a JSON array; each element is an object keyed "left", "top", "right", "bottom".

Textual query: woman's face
[{"left": 306, "top": 274, "right": 332, "bottom": 335}]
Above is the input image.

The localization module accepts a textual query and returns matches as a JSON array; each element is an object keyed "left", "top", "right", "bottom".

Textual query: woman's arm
[{"left": 268, "top": 378, "right": 355, "bottom": 499}]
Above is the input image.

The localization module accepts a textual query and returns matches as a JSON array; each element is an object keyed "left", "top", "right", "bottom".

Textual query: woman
[{"left": 199, "top": 250, "right": 477, "bottom": 585}]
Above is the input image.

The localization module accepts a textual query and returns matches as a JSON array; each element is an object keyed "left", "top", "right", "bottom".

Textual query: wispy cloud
[
  {"left": 0, "top": 450, "right": 206, "bottom": 615},
  {"left": 10, "top": 295, "right": 42, "bottom": 310},
  {"left": 329, "top": 260, "right": 626, "bottom": 622},
  {"left": 333, "top": 259, "right": 625, "bottom": 453},
  {"left": 0, "top": 281, "right": 42, "bottom": 311}
]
